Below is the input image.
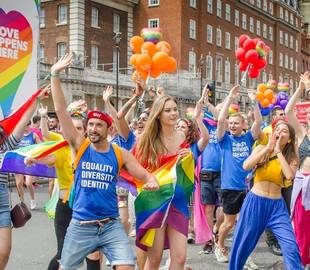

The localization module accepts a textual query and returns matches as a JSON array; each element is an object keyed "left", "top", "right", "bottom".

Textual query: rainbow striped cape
[
  {"left": 0, "top": 140, "right": 68, "bottom": 178},
  {"left": 134, "top": 153, "right": 195, "bottom": 249}
]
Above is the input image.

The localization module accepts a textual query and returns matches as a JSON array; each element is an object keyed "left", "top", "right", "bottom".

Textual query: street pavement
[{"left": 7, "top": 184, "right": 285, "bottom": 270}]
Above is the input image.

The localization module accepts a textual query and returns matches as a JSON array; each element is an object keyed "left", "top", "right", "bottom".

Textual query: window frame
[
  {"left": 57, "top": 4, "right": 68, "bottom": 25},
  {"left": 148, "top": 18, "right": 159, "bottom": 28}
]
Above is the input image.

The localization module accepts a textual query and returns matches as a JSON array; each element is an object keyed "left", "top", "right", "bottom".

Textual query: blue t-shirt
[
  {"left": 111, "top": 130, "right": 136, "bottom": 151},
  {"left": 201, "top": 122, "right": 222, "bottom": 172},
  {"left": 72, "top": 144, "right": 120, "bottom": 221},
  {"left": 219, "top": 131, "right": 254, "bottom": 190},
  {"left": 18, "top": 132, "right": 35, "bottom": 148}
]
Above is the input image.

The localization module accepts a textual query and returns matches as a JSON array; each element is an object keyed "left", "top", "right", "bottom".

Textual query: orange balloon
[
  {"left": 136, "top": 54, "right": 152, "bottom": 72},
  {"left": 150, "top": 68, "right": 161, "bottom": 78},
  {"left": 155, "top": 41, "right": 171, "bottom": 54},
  {"left": 163, "top": 57, "right": 177, "bottom": 73},
  {"left": 132, "top": 69, "right": 148, "bottom": 82},
  {"left": 257, "top": 83, "right": 268, "bottom": 93},
  {"left": 152, "top": 51, "right": 169, "bottom": 70},
  {"left": 271, "top": 97, "right": 277, "bottom": 104},
  {"left": 261, "top": 98, "right": 270, "bottom": 108},
  {"left": 130, "top": 54, "right": 139, "bottom": 67},
  {"left": 256, "top": 91, "right": 264, "bottom": 102},
  {"left": 263, "top": 89, "right": 274, "bottom": 100},
  {"left": 141, "top": 42, "right": 158, "bottom": 57},
  {"left": 130, "top": 36, "right": 144, "bottom": 53}
]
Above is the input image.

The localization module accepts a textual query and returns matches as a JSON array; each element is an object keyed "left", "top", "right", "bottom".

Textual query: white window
[
  {"left": 295, "top": 39, "right": 298, "bottom": 52},
  {"left": 279, "top": 31, "right": 283, "bottom": 44},
  {"left": 269, "top": 26, "right": 273, "bottom": 41},
  {"left": 57, "top": 42, "right": 66, "bottom": 58},
  {"left": 91, "top": 45, "right": 99, "bottom": 69},
  {"left": 256, "top": 0, "right": 261, "bottom": 8},
  {"left": 189, "top": 19, "right": 196, "bottom": 39},
  {"left": 40, "top": 8, "right": 45, "bottom": 28},
  {"left": 284, "top": 33, "right": 288, "bottom": 47},
  {"left": 57, "top": 4, "right": 68, "bottom": 24},
  {"left": 234, "top": 36, "right": 239, "bottom": 51},
  {"left": 263, "top": 24, "right": 267, "bottom": 39},
  {"left": 225, "top": 32, "right": 231, "bottom": 49},
  {"left": 225, "top": 60, "right": 230, "bottom": 83},
  {"left": 39, "top": 44, "right": 45, "bottom": 62},
  {"left": 263, "top": 0, "right": 267, "bottom": 11},
  {"left": 148, "top": 0, "right": 159, "bottom": 6},
  {"left": 206, "top": 55, "right": 212, "bottom": 80},
  {"left": 295, "top": 59, "right": 298, "bottom": 73},
  {"left": 268, "top": 73, "right": 273, "bottom": 81},
  {"left": 190, "top": 0, "right": 196, "bottom": 8},
  {"left": 262, "top": 71, "right": 267, "bottom": 82},
  {"left": 225, "top": 4, "right": 230, "bottom": 21},
  {"left": 250, "top": 78, "right": 256, "bottom": 88},
  {"left": 284, "top": 54, "right": 288, "bottom": 69},
  {"left": 249, "top": 17, "right": 254, "bottom": 33},
  {"left": 290, "top": 13, "right": 294, "bottom": 25},
  {"left": 91, "top": 7, "right": 99, "bottom": 27},
  {"left": 216, "top": 28, "right": 222, "bottom": 47},
  {"left": 234, "top": 63, "right": 239, "bottom": 83},
  {"left": 290, "top": 36, "right": 293, "bottom": 49},
  {"left": 207, "top": 0, "right": 212, "bottom": 13},
  {"left": 268, "top": 50, "right": 273, "bottom": 65},
  {"left": 256, "top": 20, "right": 261, "bottom": 36},
  {"left": 279, "top": 53, "right": 283, "bottom": 67},
  {"left": 235, "top": 10, "right": 240, "bottom": 26},
  {"left": 216, "top": 56, "right": 223, "bottom": 82},
  {"left": 290, "top": 57, "right": 293, "bottom": 70},
  {"left": 113, "top": 14, "right": 120, "bottom": 33},
  {"left": 295, "top": 17, "right": 299, "bottom": 28},
  {"left": 148, "top": 18, "right": 159, "bottom": 28},
  {"left": 285, "top": 10, "right": 288, "bottom": 22},
  {"left": 207, "top": 25, "right": 213, "bottom": 43},
  {"left": 269, "top": 2, "right": 273, "bottom": 15},
  {"left": 217, "top": 0, "right": 222, "bottom": 18},
  {"left": 189, "top": 51, "right": 196, "bottom": 73},
  {"left": 279, "top": 7, "right": 283, "bottom": 19},
  {"left": 279, "top": 74, "right": 283, "bottom": 83},
  {"left": 242, "top": 14, "right": 247, "bottom": 30}
]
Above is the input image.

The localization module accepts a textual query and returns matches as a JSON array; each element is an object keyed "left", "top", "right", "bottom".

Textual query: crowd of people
[{"left": 0, "top": 52, "right": 309, "bottom": 270}]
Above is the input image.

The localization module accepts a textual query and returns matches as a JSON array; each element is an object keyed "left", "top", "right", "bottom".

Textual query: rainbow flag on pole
[{"left": 0, "top": 140, "right": 68, "bottom": 178}]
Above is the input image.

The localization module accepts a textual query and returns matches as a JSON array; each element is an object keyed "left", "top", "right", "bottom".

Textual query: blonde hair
[{"left": 136, "top": 95, "right": 177, "bottom": 171}]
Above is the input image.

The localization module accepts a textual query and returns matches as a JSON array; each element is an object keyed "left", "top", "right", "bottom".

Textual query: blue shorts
[
  {"left": 60, "top": 218, "right": 135, "bottom": 270},
  {"left": 0, "top": 183, "right": 11, "bottom": 228}
]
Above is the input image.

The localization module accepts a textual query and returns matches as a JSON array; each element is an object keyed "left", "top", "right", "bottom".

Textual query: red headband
[{"left": 87, "top": 110, "right": 112, "bottom": 127}]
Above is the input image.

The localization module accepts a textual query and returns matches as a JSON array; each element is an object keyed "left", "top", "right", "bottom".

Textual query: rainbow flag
[
  {"left": 0, "top": 140, "right": 68, "bottom": 178},
  {"left": 134, "top": 153, "right": 195, "bottom": 249}
]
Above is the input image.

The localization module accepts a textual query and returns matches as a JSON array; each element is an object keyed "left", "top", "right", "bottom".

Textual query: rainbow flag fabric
[
  {"left": 134, "top": 153, "right": 195, "bottom": 249},
  {"left": 0, "top": 140, "right": 68, "bottom": 178}
]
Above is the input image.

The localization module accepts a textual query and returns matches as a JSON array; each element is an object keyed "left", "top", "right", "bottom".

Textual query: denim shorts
[
  {"left": 60, "top": 218, "right": 135, "bottom": 270},
  {"left": 0, "top": 183, "right": 11, "bottom": 228},
  {"left": 200, "top": 171, "right": 222, "bottom": 205}
]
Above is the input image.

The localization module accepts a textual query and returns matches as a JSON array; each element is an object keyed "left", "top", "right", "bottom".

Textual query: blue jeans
[
  {"left": 60, "top": 218, "right": 135, "bottom": 270},
  {"left": 0, "top": 183, "right": 11, "bottom": 228}
]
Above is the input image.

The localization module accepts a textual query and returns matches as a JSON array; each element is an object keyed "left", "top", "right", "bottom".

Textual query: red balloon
[
  {"left": 253, "top": 38, "right": 261, "bottom": 45},
  {"left": 254, "top": 57, "right": 267, "bottom": 69},
  {"left": 243, "top": 39, "right": 256, "bottom": 51},
  {"left": 239, "top": 61, "right": 248, "bottom": 71},
  {"left": 248, "top": 66, "right": 260, "bottom": 78},
  {"left": 235, "top": 48, "right": 246, "bottom": 62},
  {"left": 239, "top": 34, "right": 250, "bottom": 48},
  {"left": 245, "top": 49, "right": 259, "bottom": 64}
]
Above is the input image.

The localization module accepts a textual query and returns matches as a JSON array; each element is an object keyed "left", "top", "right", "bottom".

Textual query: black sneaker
[
  {"left": 268, "top": 242, "right": 282, "bottom": 256},
  {"left": 202, "top": 240, "right": 213, "bottom": 254}
]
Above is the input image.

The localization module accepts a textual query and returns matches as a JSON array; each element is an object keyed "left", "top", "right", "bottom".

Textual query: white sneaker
[
  {"left": 30, "top": 200, "right": 36, "bottom": 210},
  {"left": 244, "top": 256, "right": 259, "bottom": 270},
  {"left": 214, "top": 246, "right": 229, "bottom": 263}
]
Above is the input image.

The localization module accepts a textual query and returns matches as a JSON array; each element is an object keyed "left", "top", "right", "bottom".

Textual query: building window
[
  {"left": 148, "top": 0, "right": 159, "bottom": 6},
  {"left": 290, "top": 36, "right": 293, "bottom": 49},
  {"left": 269, "top": 2, "right": 273, "bottom": 15},
  {"left": 263, "top": 24, "right": 267, "bottom": 39},
  {"left": 262, "top": 71, "right": 267, "bottom": 82},
  {"left": 189, "top": 19, "right": 196, "bottom": 39},
  {"left": 207, "top": 0, "right": 212, "bottom": 13},
  {"left": 263, "top": 0, "right": 267, "bottom": 11},
  {"left": 57, "top": 4, "right": 68, "bottom": 24},
  {"left": 40, "top": 8, "right": 45, "bottom": 28},
  {"left": 234, "top": 36, "right": 239, "bottom": 51},
  {"left": 279, "top": 53, "right": 283, "bottom": 67},
  {"left": 290, "top": 57, "right": 293, "bottom": 71},
  {"left": 217, "top": 0, "right": 222, "bottom": 18},
  {"left": 148, "top": 18, "right": 159, "bottom": 28},
  {"left": 91, "top": 7, "right": 99, "bottom": 27},
  {"left": 279, "top": 7, "right": 283, "bottom": 19},
  {"left": 190, "top": 0, "right": 196, "bottom": 8},
  {"left": 113, "top": 14, "right": 120, "bottom": 33},
  {"left": 242, "top": 14, "right": 247, "bottom": 30},
  {"left": 279, "top": 31, "right": 283, "bottom": 44},
  {"left": 295, "top": 39, "right": 298, "bottom": 52},
  {"left": 268, "top": 51, "right": 273, "bottom": 65},
  {"left": 256, "top": 20, "right": 260, "bottom": 36},
  {"left": 256, "top": 0, "right": 261, "bottom": 9},
  {"left": 206, "top": 55, "right": 212, "bottom": 80},
  {"left": 57, "top": 42, "right": 66, "bottom": 58},
  {"left": 295, "top": 59, "right": 298, "bottom": 73},
  {"left": 249, "top": 17, "right": 254, "bottom": 33},
  {"left": 295, "top": 17, "right": 298, "bottom": 28},
  {"left": 225, "top": 32, "right": 230, "bottom": 49},
  {"left": 284, "top": 54, "right": 288, "bottom": 69},
  {"left": 216, "top": 56, "right": 223, "bottom": 82},
  {"left": 39, "top": 44, "right": 45, "bottom": 62},
  {"left": 216, "top": 28, "right": 222, "bottom": 47},
  {"left": 284, "top": 33, "right": 288, "bottom": 47},
  {"left": 91, "top": 45, "right": 99, "bottom": 69},
  {"left": 189, "top": 51, "right": 196, "bottom": 73},
  {"left": 290, "top": 13, "right": 294, "bottom": 25},
  {"left": 225, "top": 4, "right": 230, "bottom": 21},
  {"left": 279, "top": 74, "right": 283, "bottom": 83},
  {"left": 269, "top": 26, "right": 273, "bottom": 41},
  {"left": 207, "top": 25, "right": 213, "bottom": 43},
  {"left": 225, "top": 60, "right": 230, "bottom": 83},
  {"left": 235, "top": 10, "right": 239, "bottom": 26},
  {"left": 284, "top": 10, "right": 288, "bottom": 22},
  {"left": 234, "top": 62, "right": 239, "bottom": 83}
]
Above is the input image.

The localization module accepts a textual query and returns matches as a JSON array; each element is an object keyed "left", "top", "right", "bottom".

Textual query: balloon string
[
  {"left": 137, "top": 72, "right": 150, "bottom": 112},
  {"left": 240, "top": 64, "right": 250, "bottom": 87}
]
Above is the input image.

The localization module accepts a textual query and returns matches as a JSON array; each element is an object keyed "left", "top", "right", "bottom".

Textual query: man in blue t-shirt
[{"left": 215, "top": 85, "right": 262, "bottom": 263}]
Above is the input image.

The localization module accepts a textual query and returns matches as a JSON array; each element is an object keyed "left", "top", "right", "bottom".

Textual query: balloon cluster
[
  {"left": 256, "top": 83, "right": 277, "bottom": 116},
  {"left": 275, "top": 91, "right": 289, "bottom": 110},
  {"left": 236, "top": 34, "right": 271, "bottom": 79},
  {"left": 129, "top": 28, "right": 177, "bottom": 82}
]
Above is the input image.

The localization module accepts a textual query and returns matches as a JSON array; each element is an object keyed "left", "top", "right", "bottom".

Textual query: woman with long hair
[{"left": 229, "top": 121, "right": 303, "bottom": 269}]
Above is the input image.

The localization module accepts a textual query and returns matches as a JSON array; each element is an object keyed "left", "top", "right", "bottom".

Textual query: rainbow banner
[
  {"left": 0, "top": 1, "right": 38, "bottom": 117},
  {"left": 0, "top": 140, "right": 68, "bottom": 178}
]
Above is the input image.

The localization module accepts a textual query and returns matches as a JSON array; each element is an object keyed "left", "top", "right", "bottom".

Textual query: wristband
[{"left": 50, "top": 71, "right": 60, "bottom": 77}]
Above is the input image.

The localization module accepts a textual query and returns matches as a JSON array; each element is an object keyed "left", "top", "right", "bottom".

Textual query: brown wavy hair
[{"left": 177, "top": 118, "right": 200, "bottom": 145}]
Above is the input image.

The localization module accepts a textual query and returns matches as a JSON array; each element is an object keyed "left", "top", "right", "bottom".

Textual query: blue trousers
[{"left": 229, "top": 191, "right": 303, "bottom": 270}]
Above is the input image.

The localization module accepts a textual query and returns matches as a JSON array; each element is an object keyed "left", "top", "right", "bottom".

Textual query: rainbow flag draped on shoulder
[
  {"left": 133, "top": 153, "right": 195, "bottom": 249},
  {"left": 0, "top": 140, "right": 68, "bottom": 178}
]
